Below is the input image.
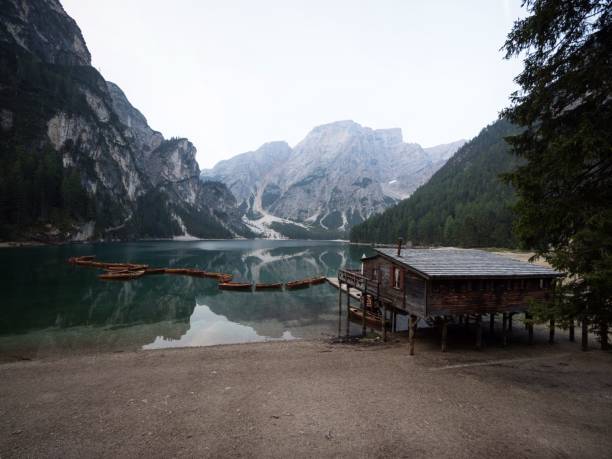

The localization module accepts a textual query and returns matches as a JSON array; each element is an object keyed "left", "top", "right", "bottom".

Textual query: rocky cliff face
[
  {"left": 202, "top": 120, "right": 465, "bottom": 237},
  {"left": 0, "top": 0, "right": 251, "bottom": 240}
]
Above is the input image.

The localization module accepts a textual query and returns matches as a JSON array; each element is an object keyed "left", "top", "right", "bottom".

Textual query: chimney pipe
[{"left": 397, "top": 237, "right": 403, "bottom": 257}]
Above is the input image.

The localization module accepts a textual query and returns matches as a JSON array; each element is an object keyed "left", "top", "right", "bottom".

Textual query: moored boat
[
  {"left": 255, "top": 282, "right": 283, "bottom": 291},
  {"left": 285, "top": 279, "right": 311, "bottom": 290},
  {"left": 348, "top": 307, "right": 390, "bottom": 329},
  {"left": 308, "top": 276, "right": 326, "bottom": 285},
  {"left": 98, "top": 270, "right": 145, "bottom": 281},
  {"left": 143, "top": 267, "right": 166, "bottom": 275},
  {"left": 105, "top": 264, "right": 148, "bottom": 271},
  {"left": 218, "top": 282, "right": 252, "bottom": 291},
  {"left": 164, "top": 268, "right": 191, "bottom": 275}
]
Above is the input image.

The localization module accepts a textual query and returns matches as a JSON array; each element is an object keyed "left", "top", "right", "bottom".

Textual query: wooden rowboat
[
  {"left": 143, "top": 268, "right": 166, "bottom": 275},
  {"left": 308, "top": 276, "right": 326, "bottom": 285},
  {"left": 105, "top": 264, "right": 148, "bottom": 271},
  {"left": 285, "top": 279, "right": 311, "bottom": 290},
  {"left": 219, "top": 282, "right": 252, "bottom": 291},
  {"left": 348, "top": 307, "right": 391, "bottom": 329},
  {"left": 98, "top": 270, "right": 145, "bottom": 281},
  {"left": 255, "top": 282, "right": 283, "bottom": 291},
  {"left": 164, "top": 268, "right": 191, "bottom": 275}
]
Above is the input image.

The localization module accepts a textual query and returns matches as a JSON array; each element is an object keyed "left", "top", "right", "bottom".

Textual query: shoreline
[{"left": 2, "top": 336, "right": 611, "bottom": 458}]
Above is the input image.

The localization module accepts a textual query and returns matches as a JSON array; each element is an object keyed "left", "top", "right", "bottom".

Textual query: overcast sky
[{"left": 62, "top": 0, "right": 525, "bottom": 169}]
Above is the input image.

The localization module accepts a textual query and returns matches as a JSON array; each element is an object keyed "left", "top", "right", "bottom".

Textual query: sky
[{"left": 62, "top": 0, "right": 526, "bottom": 169}]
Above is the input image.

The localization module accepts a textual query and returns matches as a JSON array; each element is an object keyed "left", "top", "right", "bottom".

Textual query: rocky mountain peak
[
  {"left": 203, "top": 121, "right": 466, "bottom": 238},
  {"left": 0, "top": 0, "right": 91, "bottom": 66}
]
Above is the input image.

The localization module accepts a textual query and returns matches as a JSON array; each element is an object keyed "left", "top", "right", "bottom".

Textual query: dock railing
[{"left": 338, "top": 268, "right": 385, "bottom": 300}]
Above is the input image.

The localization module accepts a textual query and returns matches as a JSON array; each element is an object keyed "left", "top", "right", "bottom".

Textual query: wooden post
[
  {"left": 569, "top": 318, "right": 575, "bottom": 342},
  {"left": 409, "top": 314, "right": 417, "bottom": 356},
  {"left": 508, "top": 313, "right": 513, "bottom": 332},
  {"left": 502, "top": 313, "right": 508, "bottom": 347},
  {"left": 581, "top": 317, "right": 589, "bottom": 351},
  {"left": 526, "top": 312, "right": 534, "bottom": 345},
  {"left": 441, "top": 316, "right": 448, "bottom": 352},
  {"left": 459, "top": 315, "right": 464, "bottom": 325},
  {"left": 489, "top": 313, "right": 495, "bottom": 335},
  {"left": 337, "top": 281, "right": 342, "bottom": 338},
  {"left": 392, "top": 311, "right": 397, "bottom": 333},
  {"left": 361, "top": 296, "right": 367, "bottom": 338},
  {"left": 464, "top": 315, "right": 470, "bottom": 328},
  {"left": 382, "top": 302, "right": 387, "bottom": 342},
  {"left": 549, "top": 318, "right": 555, "bottom": 344},
  {"left": 345, "top": 287, "right": 350, "bottom": 338},
  {"left": 475, "top": 314, "right": 482, "bottom": 350}
]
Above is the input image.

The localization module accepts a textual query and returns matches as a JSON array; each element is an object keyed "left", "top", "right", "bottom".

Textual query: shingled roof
[{"left": 375, "top": 248, "right": 561, "bottom": 279}]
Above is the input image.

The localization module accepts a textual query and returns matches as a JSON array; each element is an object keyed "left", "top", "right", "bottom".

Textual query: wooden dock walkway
[{"left": 325, "top": 277, "right": 362, "bottom": 301}]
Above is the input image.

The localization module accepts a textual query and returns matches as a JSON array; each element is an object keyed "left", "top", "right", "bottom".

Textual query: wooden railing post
[
  {"left": 362, "top": 280, "right": 367, "bottom": 337},
  {"left": 337, "top": 280, "right": 342, "bottom": 338},
  {"left": 381, "top": 302, "right": 387, "bottom": 342},
  {"left": 345, "top": 285, "right": 350, "bottom": 338}
]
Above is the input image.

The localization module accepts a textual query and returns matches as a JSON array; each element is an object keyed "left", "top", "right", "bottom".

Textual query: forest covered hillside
[{"left": 349, "top": 119, "right": 521, "bottom": 247}]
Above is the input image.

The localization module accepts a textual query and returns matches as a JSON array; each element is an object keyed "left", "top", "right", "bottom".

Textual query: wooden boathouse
[{"left": 336, "top": 241, "right": 561, "bottom": 354}]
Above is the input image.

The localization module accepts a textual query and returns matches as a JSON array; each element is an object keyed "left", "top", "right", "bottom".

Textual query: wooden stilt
[
  {"left": 409, "top": 314, "right": 417, "bottom": 356},
  {"left": 475, "top": 314, "right": 482, "bottom": 350},
  {"left": 382, "top": 303, "right": 387, "bottom": 342},
  {"left": 459, "top": 315, "right": 464, "bottom": 325},
  {"left": 569, "top": 318, "right": 575, "bottom": 342},
  {"left": 581, "top": 317, "right": 588, "bottom": 351},
  {"left": 441, "top": 316, "right": 448, "bottom": 352},
  {"left": 361, "top": 296, "right": 367, "bottom": 338},
  {"left": 464, "top": 315, "right": 470, "bottom": 328},
  {"left": 345, "top": 287, "right": 350, "bottom": 338},
  {"left": 549, "top": 318, "right": 555, "bottom": 344},
  {"left": 508, "top": 313, "right": 513, "bottom": 332},
  {"left": 502, "top": 313, "right": 508, "bottom": 347},
  {"left": 337, "top": 281, "right": 342, "bottom": 338},
  {"left": 526, "top": 312, "right": 534, "bottom": 345},
  {"left": 489, "top": 313, "right": 495, "bottom": 335}
]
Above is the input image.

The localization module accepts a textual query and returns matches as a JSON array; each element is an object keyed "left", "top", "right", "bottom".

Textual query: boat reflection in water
[{"left": 0, "top": 240, "right": 374, "bottom": 357}]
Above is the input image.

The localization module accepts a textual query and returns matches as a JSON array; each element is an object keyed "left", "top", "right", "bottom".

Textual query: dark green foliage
[
  {"left": 350, "top": 119, "right": 521, "bottom": 248},
  {"left": 270, "top": 222, "right": 346, "bottom": 240},
  {"left": 502, "top": 0, "right": 612, "bottom": 348},
  {"left": 0, "top": 145, "right": 91, "bottom": 239}
]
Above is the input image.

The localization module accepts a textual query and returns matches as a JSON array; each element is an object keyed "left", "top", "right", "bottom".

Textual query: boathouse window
[{"left": 372, "top": 268, "right": 379, "bottom": 281}]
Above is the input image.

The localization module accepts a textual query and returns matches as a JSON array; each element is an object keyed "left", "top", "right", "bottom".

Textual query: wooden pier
[{"left": 325, "top": 277, "right": 362, "bottom": 301}]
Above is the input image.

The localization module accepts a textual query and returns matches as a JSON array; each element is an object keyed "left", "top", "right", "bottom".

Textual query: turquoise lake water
[{"left": 0, "top": 240, "right": 374, "bottom": 357}]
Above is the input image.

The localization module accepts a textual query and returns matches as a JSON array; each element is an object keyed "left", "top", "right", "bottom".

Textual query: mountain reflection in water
[{"left": 0, "top": 240, "right": 374, "bottom": 356}]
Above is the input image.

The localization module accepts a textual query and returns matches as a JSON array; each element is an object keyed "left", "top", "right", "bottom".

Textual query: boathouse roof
[{"left": 374, "top": 248, "right": 561, "bottom": 279}]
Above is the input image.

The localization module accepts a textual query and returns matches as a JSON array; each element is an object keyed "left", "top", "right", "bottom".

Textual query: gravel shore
[{"left": 1, "top": 331, "right": 611, "bottom": 458}]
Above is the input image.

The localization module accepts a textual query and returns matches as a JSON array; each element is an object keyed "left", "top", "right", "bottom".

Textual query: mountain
[
  {"left": 0, "top": 0, "right": 251, "bottom": 241},
  {"left": 350, "top": 119, "right": 521, "bottom": 248},
  {"left": 202, "top": 120, "right": 465, "bottom": 238}
]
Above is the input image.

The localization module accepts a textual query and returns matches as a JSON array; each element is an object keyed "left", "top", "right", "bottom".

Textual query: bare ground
[{"left": 1, "top": 328, "right": 612, "bottom": 458}]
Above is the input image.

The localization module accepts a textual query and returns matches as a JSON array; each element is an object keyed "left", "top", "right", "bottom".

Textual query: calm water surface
[{"left": 0, "top": 240, "right": 374, "bottom": 357}]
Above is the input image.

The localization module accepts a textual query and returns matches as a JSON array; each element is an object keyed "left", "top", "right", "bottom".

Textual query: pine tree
[{"left": 502, "top": 0, "right": 611, "bottom": 349}]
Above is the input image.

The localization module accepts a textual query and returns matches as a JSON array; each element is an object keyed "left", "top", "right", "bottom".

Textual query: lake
[{"left": 0, "top": 240, "right": 374, "bottom": 358}]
